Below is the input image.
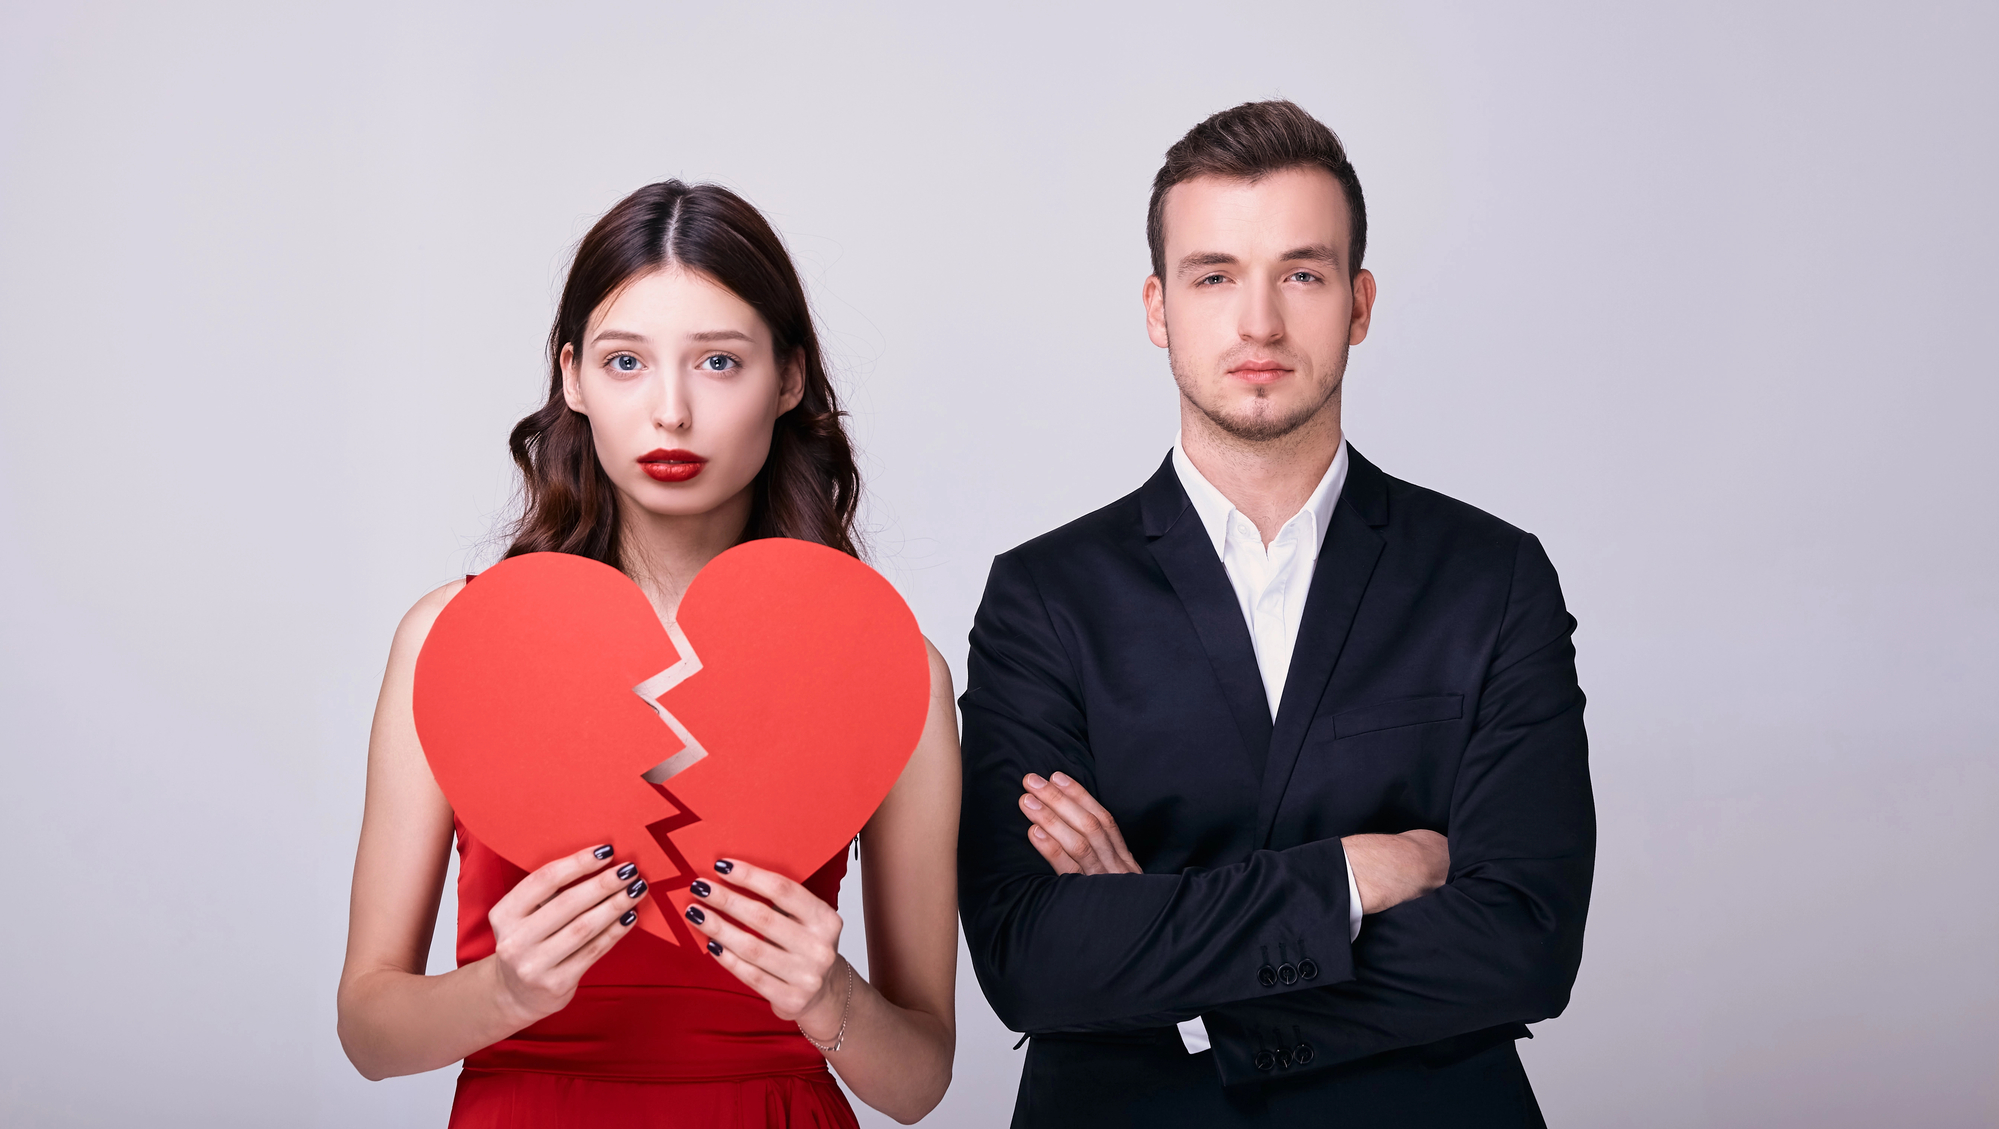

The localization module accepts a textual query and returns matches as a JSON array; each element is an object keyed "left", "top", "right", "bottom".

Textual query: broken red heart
[{"left": 411, "top": 539, "right": 930, "bottom": 946}]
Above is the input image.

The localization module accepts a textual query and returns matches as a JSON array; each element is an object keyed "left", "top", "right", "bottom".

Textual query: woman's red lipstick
[{"left": 638, "top": 448, "right": 707, "bottom": 483}]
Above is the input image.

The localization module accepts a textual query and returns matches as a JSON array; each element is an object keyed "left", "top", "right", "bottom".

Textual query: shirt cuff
[
  {"left": 1346, "top": 851, "right": 1364, "bottom": 940},
  {"left": 1179, "top": 853, "right": 1360, "bottom": 1056},
  {"left": 1176, "top": 1017, "right": 1212, "bottom": 1054}
]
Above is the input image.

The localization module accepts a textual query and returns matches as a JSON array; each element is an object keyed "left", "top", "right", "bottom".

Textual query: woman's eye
[
  {"left": 610, "top": 353, "right": 641, "bottom": 373},
  {"left": 701, "top": 354, "right": 738, "bottom": 372}
]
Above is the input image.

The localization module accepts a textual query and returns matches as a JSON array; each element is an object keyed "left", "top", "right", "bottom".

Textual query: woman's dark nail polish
[
  {"left": 626, "top": 879, "right": 648, "bottom": 898},
  {"left": 690, "top": 879, "right": 711, "bottom": 898},
  {"left": 707, "top": 939, "right": 724, "bottom": 956},
  {"left": 618, "top": 909, "right": 637, "bottom": 926},
  {"left": 685, "top": 905, "right": 705, "bottom": 925},
  {"left": 616, "top": 862, "right": 637, "bottom": 881},
  {"left": 713, "top": 860, "right": 734, "bottom": 875},
  {"left": 592, "top": 844, "right": 614, "bottom": 860}
]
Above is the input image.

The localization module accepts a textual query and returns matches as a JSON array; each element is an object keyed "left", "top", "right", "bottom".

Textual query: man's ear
[
  {"left": 777, "top": 350, "right": 806, "bottom": 414},
  {"left": 1348, "top": 268, "right": 1377, "bottom": 347},
  {"left": 559, "top": 343, "right": 586, "bottom": 413},
  {"left": 1142, "top": 275, "right": 1170, "bottom": 349}
]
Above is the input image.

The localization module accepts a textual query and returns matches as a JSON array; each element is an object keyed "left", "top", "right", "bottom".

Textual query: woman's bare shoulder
[
  {"left": 387, "top": 578, "right": 470, "bottom": 664},
  {"left": 920, "top": 635, "right": 955, "bottom": 699}
]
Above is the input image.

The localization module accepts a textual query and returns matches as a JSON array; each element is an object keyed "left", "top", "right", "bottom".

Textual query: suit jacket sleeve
[
  {"left": 1201, "top": 532, "right": 1595, "bottom": 1084},
  {"left": 958, "top": 550, "right": 1359, "bottom": 1033}
]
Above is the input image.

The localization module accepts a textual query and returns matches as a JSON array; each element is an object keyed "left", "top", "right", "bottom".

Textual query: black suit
[{"left": 958, "top": 448, "right": 1594, "bottom": 1127}]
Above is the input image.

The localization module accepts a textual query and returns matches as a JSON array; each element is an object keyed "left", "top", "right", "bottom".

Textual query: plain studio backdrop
[{"left": 2, "top": 3, "right": 1994, "bottom": 1126}]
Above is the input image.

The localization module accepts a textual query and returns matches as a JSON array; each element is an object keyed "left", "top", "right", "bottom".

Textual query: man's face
[{"left": 1144, "top": 166, "right": 1375, "bottom": 443}]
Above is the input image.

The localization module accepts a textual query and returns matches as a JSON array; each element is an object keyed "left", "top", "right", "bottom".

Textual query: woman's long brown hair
[{"left": 502, "top": 181, "right": 861, "bottom": 570}]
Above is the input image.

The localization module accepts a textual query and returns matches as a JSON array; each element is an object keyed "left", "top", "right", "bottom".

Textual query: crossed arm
[
  {"left": 1018, "top": 769, "right": 1449, "bottom": 914},
  {"left": 957, "top": 536, "right": 1594, "bottom": 1084}
]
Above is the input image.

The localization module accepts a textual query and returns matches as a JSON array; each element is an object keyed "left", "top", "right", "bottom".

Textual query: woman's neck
[{"left": 618, "top": 487, "right": 754, "bottom": 623}]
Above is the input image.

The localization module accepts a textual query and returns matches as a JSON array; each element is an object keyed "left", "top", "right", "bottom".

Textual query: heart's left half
[{"left": 411, "top": 542, "right": 930, "bottom": 947}]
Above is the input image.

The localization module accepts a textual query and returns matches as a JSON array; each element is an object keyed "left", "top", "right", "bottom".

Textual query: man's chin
[{"left": 1196, "top": 399, "right": 1323, "bottom": 444}]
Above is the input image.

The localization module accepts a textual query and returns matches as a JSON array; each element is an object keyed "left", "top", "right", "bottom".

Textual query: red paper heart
[{"left": 412, "top": 539, "right": 930, "bottom": 946}]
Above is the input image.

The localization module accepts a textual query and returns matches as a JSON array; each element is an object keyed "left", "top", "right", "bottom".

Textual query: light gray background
[{"left": 2, "top": 2, "right": 1993, "bottom": 1126}]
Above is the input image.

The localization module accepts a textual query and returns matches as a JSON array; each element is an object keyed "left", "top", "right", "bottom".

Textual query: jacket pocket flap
[{"left": 1332, "top": 694, "right": 1464, "bottom": 739}]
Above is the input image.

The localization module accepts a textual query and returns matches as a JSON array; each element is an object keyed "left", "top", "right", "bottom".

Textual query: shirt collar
[{"left": 1171, "top": 433, "right": 1349, "bottom": 561}]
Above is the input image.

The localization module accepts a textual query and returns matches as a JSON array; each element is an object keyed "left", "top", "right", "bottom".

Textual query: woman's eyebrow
[
  {"left": 590, "top": 329, "right": 649, "bottom": 345},
  {"left": 687, "top": 330, "right": 755, "bottom": 344}
]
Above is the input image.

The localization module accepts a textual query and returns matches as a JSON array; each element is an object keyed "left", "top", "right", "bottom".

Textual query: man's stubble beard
[{"left": 1169, "top": 336, "right": 1349, "bottom": 445}]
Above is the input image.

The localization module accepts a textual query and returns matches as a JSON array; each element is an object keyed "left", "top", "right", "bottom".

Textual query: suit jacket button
[
  {"left": 1257, "top": 964, "right": 1278, "bottom": 987},
  {"left": 1294, "top": 1041, "right": 1315, "bottom": 1065},
  {"left": 1298, "top": 958, "right": 1319, "bottom": 981},
  {"left": 1253, "top": 1049, "right": 1276, "bottom": 1072},
  {"left": 1277, "top": 962, "right": 1298, "bottom": 985},
  {"left": 1274, "top": 1046, "right": 1293, "bottom": 1070}
]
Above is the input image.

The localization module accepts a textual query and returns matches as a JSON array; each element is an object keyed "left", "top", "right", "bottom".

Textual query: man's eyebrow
[
  {"left": 1176, "top": 251, "right": 1238, "bottom": 277},
  {"left": 1280, "top": 244, "right": 1343, "bottom": 266}
]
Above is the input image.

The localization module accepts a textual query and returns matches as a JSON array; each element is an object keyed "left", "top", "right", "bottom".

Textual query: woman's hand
[
  {"left": 1019, "top": 771, "right": 1142, "bottom": 875},
  {"left": 684, "top": 858, "right": 848, "bottom": 1041},
  {"left": 488, "top": 843, "right": 649, "bottom": 1024}
]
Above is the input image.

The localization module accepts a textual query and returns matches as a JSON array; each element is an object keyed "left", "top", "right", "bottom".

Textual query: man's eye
[
  {"left": 1290, "top": 271, "right": 1320, "bottom": 283},
  {"left": 1199, "top": 274, "right": 1225, "bottom": 285},
  {"left": 701, "top": 354, "right": 738, "bottom": 372},
  {"left": 610, "top": 353, "right": 641, "bottom": 372}
]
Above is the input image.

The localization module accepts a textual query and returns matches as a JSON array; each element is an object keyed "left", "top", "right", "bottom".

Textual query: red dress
[{"left": 447, "top": 820, "right": 860, "bottom": 1128}]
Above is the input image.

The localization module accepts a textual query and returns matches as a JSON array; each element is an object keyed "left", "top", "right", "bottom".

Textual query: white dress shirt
[{"left": 1169, "top": 434, "right": 1364, "bottom": 1055}]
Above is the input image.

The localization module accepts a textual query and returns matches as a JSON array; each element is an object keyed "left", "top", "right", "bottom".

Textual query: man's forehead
[{"left": 1161, "top": 167, "right": 1349, "bottom": 252}]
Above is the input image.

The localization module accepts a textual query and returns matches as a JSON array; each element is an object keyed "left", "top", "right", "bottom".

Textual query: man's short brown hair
[{"left": 1146, "top": 100, "right": 1367, "bottom": 282}]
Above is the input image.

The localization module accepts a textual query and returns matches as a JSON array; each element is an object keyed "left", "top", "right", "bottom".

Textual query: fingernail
[
  {"left": 1031, "top": 826, "right": 1048, "bottom": 839},
  {"left": 1025, "top": 774, "right": 1047, "bottom": 789},
  {"left": 707, "top": 939, "right": 724, "bottom": 956},
  {"left": 616, "top": 862, "right": 638, "bottom": 881},
  {"left": 690, "top": 879, "right": 711, "bottom": 898},
  {"left": 627, "top": 879, "right": 648, "bottom": 898},
  {"left": 619, "top": 909, "right": 637, "bottom": 926},
  {"left": 1051, "top": 772, "right": 1073, "bottom": 787},
  {"left": 592, "top": 844, "right": 614, "bottom": 860},
  {"left": 714, "top": 860, "right": 734, "bottom": 875},
  {"left": 1024, "top": 795, "right": 1044, "bottom": 810},
  {"left": 685, "top": 905, "right": 705, "bottom": 925}
]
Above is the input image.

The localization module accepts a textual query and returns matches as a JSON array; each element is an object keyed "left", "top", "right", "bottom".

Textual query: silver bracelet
[{"left": 797, "top": 956, "right": 856, "bottom": 1054}]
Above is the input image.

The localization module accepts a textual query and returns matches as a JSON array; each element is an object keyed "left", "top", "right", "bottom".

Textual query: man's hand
[
  {"left": 1018, "top": 773, "right": 1141, "bottom": 875},
  {"left": 1341, "top": 831, "right": 1449, "bottom": 915}
]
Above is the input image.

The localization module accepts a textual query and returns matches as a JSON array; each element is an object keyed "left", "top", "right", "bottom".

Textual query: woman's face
[{"left": 561, "top": 267, "right": 803, "bottom": 521}]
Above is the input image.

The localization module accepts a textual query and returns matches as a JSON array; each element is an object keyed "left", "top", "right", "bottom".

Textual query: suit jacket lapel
[
  {"left": 1255, "top": 446, "right": 1390, "bottom": 843},
  {"left": 1138, "top": 456, "right": 1274, "bottom": 781}
]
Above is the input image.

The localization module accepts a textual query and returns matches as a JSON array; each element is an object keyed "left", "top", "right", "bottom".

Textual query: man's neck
[{"left": 1179, "top": 401, "right": 1342, "bottom": 546}]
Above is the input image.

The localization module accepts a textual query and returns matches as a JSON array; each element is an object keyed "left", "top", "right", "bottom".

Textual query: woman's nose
[{"left": 652, "top": 374, "right": 692, "bottom": 431}]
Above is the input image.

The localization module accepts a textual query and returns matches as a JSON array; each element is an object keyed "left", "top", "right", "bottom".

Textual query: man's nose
[{"left": 1237, "top": 277, "right": 1284, "bottom": 343}]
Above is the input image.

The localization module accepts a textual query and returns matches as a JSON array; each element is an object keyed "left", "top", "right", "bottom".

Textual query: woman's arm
[
  {"left": 685, "top": 640, "right": 961, "bottom": 1123},
  {"left": 336, "top": 582, "right": 654, "bottom": 1080}
]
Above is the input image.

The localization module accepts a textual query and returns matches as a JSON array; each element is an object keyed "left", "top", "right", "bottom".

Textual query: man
[{"left": 958, "top": 100, "right": 1594, "bottom": 1127}]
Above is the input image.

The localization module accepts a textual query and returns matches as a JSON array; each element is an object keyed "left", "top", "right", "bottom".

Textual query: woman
[{"left": 337, "top": 181, "right": 959, "bottom": 1127}]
